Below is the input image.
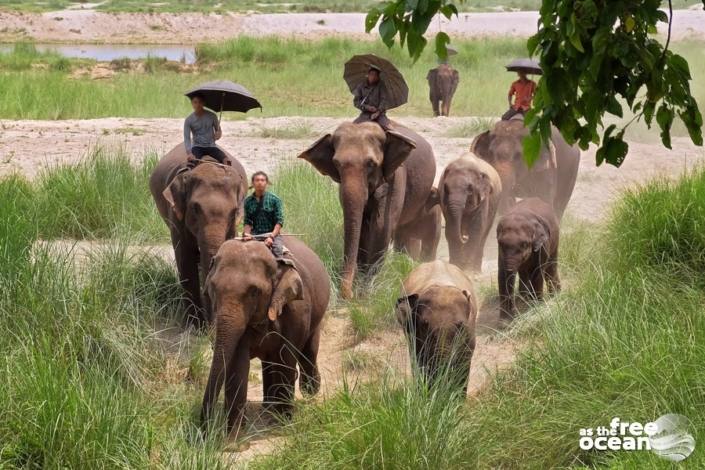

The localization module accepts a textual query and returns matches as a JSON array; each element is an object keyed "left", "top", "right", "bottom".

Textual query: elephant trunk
[
  {"left": 445, "top": 198, "right": 467, "bottom": 246},
  {"left": 201, "top": 300, "right": 248, "bottom": 432},
  {"left": 199, "top": 226, "right": 227, "bottom": 277},
  {"left": 340, "top": 174, "right": 368, "bottom": 299}
]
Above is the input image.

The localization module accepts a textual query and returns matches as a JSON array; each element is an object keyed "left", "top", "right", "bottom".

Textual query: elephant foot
[
  {"left": 300, "top": 368, "right": 321, "bottom": 396},
  {"left": 341, "top": 280, "right": 354, "bottom": 299}
]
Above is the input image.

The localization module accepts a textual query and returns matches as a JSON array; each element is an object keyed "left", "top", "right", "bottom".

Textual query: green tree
[{"left": 366, "top": 0, "right": 704, "bottom": 166}]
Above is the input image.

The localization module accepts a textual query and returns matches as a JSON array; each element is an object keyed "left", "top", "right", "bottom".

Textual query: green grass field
[
  {"left": 0, "top": 37, "right": 702, "bottom": 124},
  {"left": 0, "top": 0, "right": 701, "bottom": 13}
]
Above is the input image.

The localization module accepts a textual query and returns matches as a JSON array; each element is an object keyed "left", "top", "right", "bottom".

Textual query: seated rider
[
  {"left": 243, "top": 171, "right": 285, "bottom": 258},
  {"left": 502, "top": 71, "right": 536, "bottom": 121},
  {"left": 184, "top": 93, "right": 228, "bottom": 169},
  {"left": 353, "top": 66, "right": 391, "bottom": 130}
]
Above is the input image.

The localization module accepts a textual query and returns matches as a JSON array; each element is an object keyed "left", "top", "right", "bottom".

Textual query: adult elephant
[
  {"left": 149, "top": 143, "right": 247, "bottom": 327},
  {"left": 201, "top": 237, "right": 330, "bottom": 437},
  {"left": 299, "top": 121, "right": 436, "bottom": 299},
  {"left": 471, "top": 120, "right": 579, "bottom": 220},
  {"left": 439, "top": 154, "right": 502, "bottom": 271},
  {"left": 427, "top": 64, "right": 460, "bottom": 117}
]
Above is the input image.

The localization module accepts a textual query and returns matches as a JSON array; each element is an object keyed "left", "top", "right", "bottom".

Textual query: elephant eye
[
  {"left": 192, "top": 202, "right": 202, "bottom": 214},
  {"left": 366, "top": 159, "right": 375, "bottom": 168}
]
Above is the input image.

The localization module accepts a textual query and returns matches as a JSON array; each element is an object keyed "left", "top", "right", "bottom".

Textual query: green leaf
[
  {"left": 434, "top": 32, "right": 450, "bottom": 60},
  {"left": 522, "top": 131, "right": 542, "bottom": 168},
  {"left": 603, "top": 135, "right": 629, "bottom": 167},
  {"left": 440, "top": 4, "right": 459, "bottom": 19},
  {"left": 379, "top": 18, "right": 397, "bottom": 47},
  {"left": 365, "top": 8, "right": 381, "bottom": 33},
  {"left": 656, "top": 104, "right": 674, "bottom": 149}
]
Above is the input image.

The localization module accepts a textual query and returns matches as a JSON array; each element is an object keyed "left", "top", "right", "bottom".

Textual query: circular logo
[{"left": 648, "top": 414, "right": 696, "bottom": 462}]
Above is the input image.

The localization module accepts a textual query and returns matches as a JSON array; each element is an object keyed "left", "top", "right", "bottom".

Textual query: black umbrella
[
  {"left": 343, "top": 54, "right": 408, "bottom": 111},
  {"left": 505, "top": 58, "right": 542, "bottom": 75},
  {"left": 185, "top": 80, "right": 261, "bottom": 121}
]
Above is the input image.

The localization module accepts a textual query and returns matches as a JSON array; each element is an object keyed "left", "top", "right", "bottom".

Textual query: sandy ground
[
  {"left": 0, "top": 9, "right": 703, "bottom": 44},
  {"left": 3, "top": 116, "right": 703, "bottom": 223}
]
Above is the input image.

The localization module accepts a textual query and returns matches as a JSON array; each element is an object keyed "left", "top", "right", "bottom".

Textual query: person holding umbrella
[
  {"left": 502, "top": 58, "right": 541, "bottom": 121},
  {"left": 353, "top": 66, "right": 391, "bottom": 129},
  {"left": 182, "top": 80, "right": 262, "bottom": 171},
  {"left": 184, "top": 93, "right": 227, "bottom": 169},
  {"left": 345, "top": 54, "right": 409, "bottom": 131}
]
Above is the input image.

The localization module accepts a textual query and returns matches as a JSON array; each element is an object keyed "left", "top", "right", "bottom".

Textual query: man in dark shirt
[
  {"left": 353, "top": 67, "right": 391, "bottom": 130},
  {"left": 243, "top": 171, "right": 285, "bottom": 258}
]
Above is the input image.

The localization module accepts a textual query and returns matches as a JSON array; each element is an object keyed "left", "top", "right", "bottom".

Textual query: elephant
[
  {"left": 299, "top": 121, "right": 437, "bottom": 299},
  {"left": 439, "top": 153, "right": 502, "bottom": 271},
  {"left": 149, "top": 143, "right": 247, "bottom": 327},
  {"left": 427, "top": 64, "right": 460, "bottom": 117},
  {"left": 496, "top": 198, "right": 560, "bottom": 320},
  {"left": 471, "top": 119, "right": 580, "bottom": 220},
  {"left": 200, "top": 236, "right": 330, "bottom": 437},
  {"left": 395, "top": 260, "right": 477, "bottom": 392}
]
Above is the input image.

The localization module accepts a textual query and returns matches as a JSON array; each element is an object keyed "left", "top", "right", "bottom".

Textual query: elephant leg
[
  {"left": 517, "top": 268, "right": 533, "bottom": 303},
  {"left": 498, "top": 268, "right": 516, "bottom": 320},
  {"left": 268, "top": 345, "right": 298, "bottom": 418},
  {"left": 465, "top": 212, "right": 487, "bottom": 272},
  {"left": 442, "top": 95, "right": 453, "bottom": 117},
  {"left": 172, "top": 230, "right": 205, "bottom": 327},
  {"left": 298, "top": 325, "right": 322, "bottom": 396},
  {"left": 430, "top": 95, "right": 440, "bottom": 117},
  {"left": 224, "top": 335, "right": 250, "bottom": 438},
  {"left": 418, "top": 206, "right": 442, "bottom": 262},
  {"left": 369, "top": 171, "right": 406, "bottom": 268},
  {"left": 261, "top": 359, "right": 276, "bottom": 408},
  {"left": 544, "top": 253, "right": 561, "bottom": 294},
  {"left": 529, "top": 264, "right": 545, "bottom": 301}
]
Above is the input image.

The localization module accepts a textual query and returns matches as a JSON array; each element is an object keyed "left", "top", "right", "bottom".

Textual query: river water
[{"left": 0, "top": 43, "right": 197, "bottom": 64}]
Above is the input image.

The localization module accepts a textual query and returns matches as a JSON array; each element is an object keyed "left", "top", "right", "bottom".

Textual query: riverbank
[{"left": 0, "top": 9, "right": 704, "bottom": 44}]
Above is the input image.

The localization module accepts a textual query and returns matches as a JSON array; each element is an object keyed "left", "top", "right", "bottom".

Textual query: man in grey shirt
[{"left": 183, "top": 93, "right": 227, "bottom": 169}]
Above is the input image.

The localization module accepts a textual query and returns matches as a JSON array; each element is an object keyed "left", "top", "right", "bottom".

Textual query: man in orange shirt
[{"left": 502, "top": 71, "right": 537, "bottom": 120}]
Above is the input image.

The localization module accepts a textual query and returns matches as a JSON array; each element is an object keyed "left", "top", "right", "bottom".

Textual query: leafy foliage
[{"left": 367, "top": 0, "right": 705, "bottom": 166}]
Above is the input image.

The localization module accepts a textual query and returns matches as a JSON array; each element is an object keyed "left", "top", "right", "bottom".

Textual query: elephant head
[
  {"left": 496, "top": 213, "right": 549, "bottom": 273},
  {"left": 201, "top": 240, "right": 304, "bottom": 431},
  {"left": 165, "top": 163, "right": 246, "bottom": 280},
  {"left": 298, "top": 122, "right": 416, "bottom": 299},
  {"left": 471, "top": 121, "right": 527, "bottom": 165},
  {"left": 439, "top": 160, "right": 493, "bottom": 248},
  {"left": 395, "top": 286, "right": 475, "bottom": 386}
]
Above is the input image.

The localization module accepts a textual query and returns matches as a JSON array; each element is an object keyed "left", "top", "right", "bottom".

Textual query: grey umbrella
[
  {"left": 185, "top": 80, "right": 261, "bottom": 121},
  {"left": 343, "top": 54, "right": 408, "bottom": 110},
  {"left": 505, "top": 58, "right": 542, "bottom": 75}
]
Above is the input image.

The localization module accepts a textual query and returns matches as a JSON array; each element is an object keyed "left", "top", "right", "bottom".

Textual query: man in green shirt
[{"left": 243, "top": 171, "right": 285, "bottom": 258}]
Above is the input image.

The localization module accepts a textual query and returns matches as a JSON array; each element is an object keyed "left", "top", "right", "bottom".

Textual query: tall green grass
[
  {"left": 34, "top": 147, "right": 166, "bottom": 241},
  {"left": 254, "top": 168, "right": 705, "bottom": 468},
  {"left": 0, "top": 175, "right": 227, "bottom": 468}
]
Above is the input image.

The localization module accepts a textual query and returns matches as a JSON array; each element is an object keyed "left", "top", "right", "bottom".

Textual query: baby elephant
[
  {"left": 201, "top": 237, "right": 330, "bottom": 439},
  {"left": 395, "top": 260, "right": 477, "bottom": 392},
  {"left": 496, "top": 198, "right": 560, "bottom": 320}
]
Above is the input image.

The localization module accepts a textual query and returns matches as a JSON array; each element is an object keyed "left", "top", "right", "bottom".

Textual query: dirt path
[
  {"left": 3, "top": 116, "right": 703, "bottom": 223},
  {"left": 0, "top": 9, "right": 703, "bottom": 44}
]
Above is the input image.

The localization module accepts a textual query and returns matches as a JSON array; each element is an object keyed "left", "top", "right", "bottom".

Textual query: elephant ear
[
  {"left": 163, "top": 172, "right": 191, "bottom": 221},
  {"left": 471, "top": 131, "right": 493, "bottom": 160},
  {"left": 298, "top": 134, "right": 339, "bottom": 183},
  {"left": 268, "top": 261, "right": 304, "bottom": 321},
  {"left": 395, "top": 293, "right": 419, "bottom": 329},
  {"left": 383, "top": 130, "right": 417, "bottom": 181},
  {"left": 532, "top": 218, "right": 550, "bottom": 253},
  {"left": 425, "top": 187, "right": 440, "bottom": 211}
]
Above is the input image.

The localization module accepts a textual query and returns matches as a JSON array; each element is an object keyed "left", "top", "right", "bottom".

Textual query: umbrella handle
[{"left": 219, "top": 92, "right": 225, "bottom": 124}]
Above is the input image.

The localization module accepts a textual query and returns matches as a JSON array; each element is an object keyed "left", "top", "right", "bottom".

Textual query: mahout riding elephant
[
  {"left": 299, "top": 121, "right": 437, "bottom": 299},
  {"left": 496, "top": 198, "right": 560, "bottom": 320},
  {"left": 427, "top": 64, "right": 459, "bottom": 117},
  {"left": 149, "top": 143, "right": 247, "bottom": 327},
  {"left": 201, "top": 237, "right": 330, "bottom": 437},
  {"left": 395, "top": 260, "right": 477, "bottom": 393},
  {"left": 471, "top": 119, "right": 579, "bottom": 219},
  {"left": 439, "top": 153, "right": 502, "bottom": 271}
]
